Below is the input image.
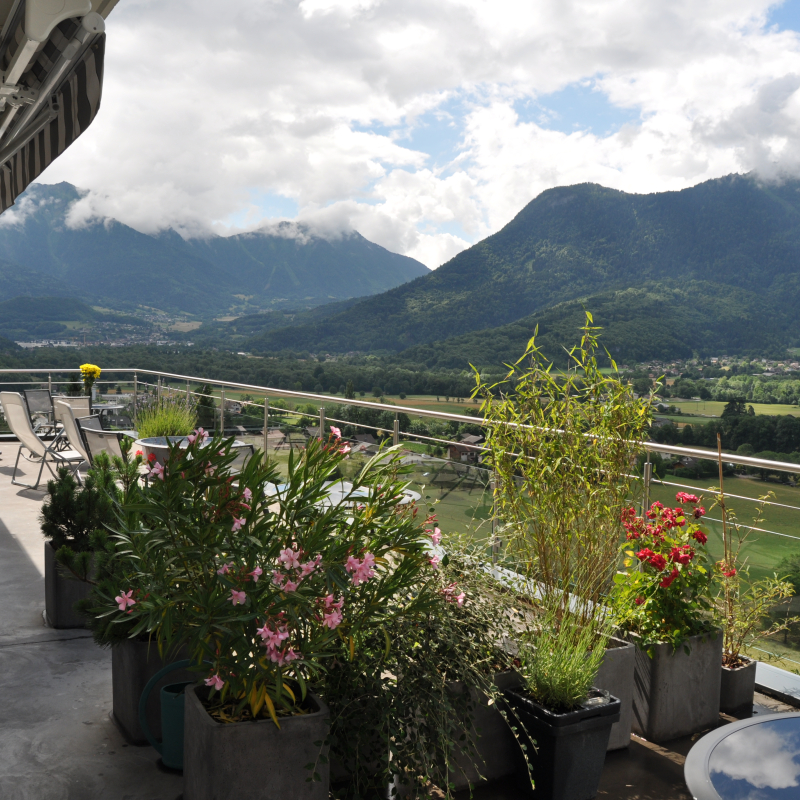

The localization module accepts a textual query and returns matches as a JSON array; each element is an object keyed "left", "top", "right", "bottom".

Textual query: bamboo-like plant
[
  {"left": 476, "top": 315, "right": 652, "bottom": 620},
  {"left": 711, "top": 435, "right": 799, "bottom": 666},
  {"left": 475, "top": 315, "right": 652, "bottom": 705}
]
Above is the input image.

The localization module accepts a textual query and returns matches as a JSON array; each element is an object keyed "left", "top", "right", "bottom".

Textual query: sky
[{"left": 32, "top": 0, "right": 800, "bottom": 268}]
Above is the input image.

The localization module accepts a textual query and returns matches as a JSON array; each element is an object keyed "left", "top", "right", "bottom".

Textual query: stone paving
[{"left": 0, "top": 442, "right": 796, "bottom": 800}]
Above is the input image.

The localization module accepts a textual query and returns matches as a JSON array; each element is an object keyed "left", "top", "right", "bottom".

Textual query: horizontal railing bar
[{"left": 4, "top": 367, "right": 800, "bottom": 473}]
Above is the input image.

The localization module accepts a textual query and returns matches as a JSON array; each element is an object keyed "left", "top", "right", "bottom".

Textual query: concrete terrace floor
[{"left": 0, "top": 442, "right": 798, "bottom": 800}]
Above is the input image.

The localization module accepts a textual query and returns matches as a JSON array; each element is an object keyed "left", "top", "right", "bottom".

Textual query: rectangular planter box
[
  {"left": 183, "top": 684, "right": 330, "bottom": 800},
  {"left": 111, "top": 638, "right": 193, "bottom": 745},
  {"left": 630, "top": 629, "right": 722, "bottom": 742},
  {"left": 720, "top": 657, "right": 756, "bottom": 713},
  {"left": 44, "top": 541, "right": 91, "bottom": 629},
  {"left": 504, "top": 688, "right": 621, "bottom": 800},
  {"left": 446, "top": 669, "right": 523, "bottom": 791},
  {"left": 593, "top": 637, "right": 635, "bottom": 751}
]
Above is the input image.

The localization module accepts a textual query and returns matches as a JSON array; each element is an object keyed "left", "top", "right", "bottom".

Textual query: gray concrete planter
[
  {"left": 44, "top": 541, "right": 91, "bottom": 629},
  {"left": 594, "top": 636, "right": 635, "bottom": 751},
  {"left": 111, "top": 638, "right": 193, "bottom": 745},
  {"left": 720, "top": 656, "right": 756, "bottom": 713},
  {"left": 445, "top": 670, "right": 523, "bottom": 791},
  {"left": 630, "top": 628, "right": 722, "bottom": 742},
  {"left": 183, "top": 684, "right": 330, "bottom": 800}
]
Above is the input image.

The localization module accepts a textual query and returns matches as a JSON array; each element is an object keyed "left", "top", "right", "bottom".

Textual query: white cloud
[{"left": 32, "top": 0, "right": 800, "bottom": 266}]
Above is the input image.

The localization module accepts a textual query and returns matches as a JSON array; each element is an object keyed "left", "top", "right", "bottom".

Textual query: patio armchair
[{"left": 0, "top": 392, "right": 85, "bottom": 490}]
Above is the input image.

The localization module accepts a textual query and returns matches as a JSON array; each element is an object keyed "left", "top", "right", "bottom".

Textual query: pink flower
[
  {"left": 345, "top": 555, "right": 361, "bottom": 573},
  {"left": 323, "top": 609, "right": 344, "bottom": 629},
  {"left": 339, "top": 444, "right": 351, "bottom": 455},
  {"left": 346, "top": 552, "right": 376, "bottom": 586},
  {"left": 243, "top": 487, "right": 253, "bottom": 502},
  {"left": 279, "top": 547, "right": 301, "bottom": 570},
  {"left": 283, "top": 579, "right": 300, "bottom": 593},
  {"left": 148, "top": 462, "right": 165, "bottom": 480},
  {"left": 229, "top": 589, "right": 247, "bottom": 606},
  {"left": 115, "top": 589, "right": 136, "bottom": 612},
  {"left": 429, "top": 527, "right": 442, "bottom": 546},
  {"left": 300, "top": 556, "right": 321, "bottom": 578},
  {"left": 216, "top": 562, "right": 233, "bottom": 575},
  {"left": 249, "top": 567, "right": 263, "bottom": 583},
  {"left": 428, "top": 554, "right": 441, "bottom": 569},
  {"left": 272, "top": 570, "right": 286, "bottom": 588},
  {"left": 330, "top": 426, "right": 341, "bottom": 438},
  {"left": 204, "top": 674, "right": 224, "bottom": 691},
  {"left": 442, "top": 582, "right": 465, "bottom": 606},
  {"left": 257, "top": 622, "right": 289, "bottom": 647},
  {"left": 231, "top": 517, "right": 246, "bottom": 533}
]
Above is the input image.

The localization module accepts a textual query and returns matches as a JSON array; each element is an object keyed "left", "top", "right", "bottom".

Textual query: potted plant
[
  {"left": 323, "top": 531, "right": 524, "bottom": 799},
  {"left": 39, "top": 459, "right": 120, "bottom": 628},
  {"left": 612, "top": 493, "right": 722, "bottom": 741},
  {"left": 132, "top": 390, "right": 198, "bottom": 464},
  {"left": 79, "top": 362, "right": 101, "bottom": 405},
  {"left": 711, "top": 481, "right": 798, "bottom": 713},
  {"left": 504, "top": 610, "right": 620, "bottom": 800},
  {"left": 91, "top": 431, "right": 437, "bottom": 799},
  {"left": 476, "top": 315, "right": 652, "bottom": 778}
]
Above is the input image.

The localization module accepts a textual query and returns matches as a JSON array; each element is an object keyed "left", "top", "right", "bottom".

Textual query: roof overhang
[{"left": 0, "top": 0, "right": 118, "bottom": 214}]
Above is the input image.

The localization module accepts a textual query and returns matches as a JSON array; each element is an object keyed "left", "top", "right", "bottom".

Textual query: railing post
[
  {"left": 133, "top": 373, "right": 138, "bottom": 427},
  {"left": 186, "top": 381, "right": 190, "bottom": 400},
  {"left": 48, "top": 373, "right": 51, "bottom": 395},
  {"left": 157, "top": 375, "right": 162, "bottom": 403},
  {"left": 490, "top": 470, "right": 500, "bottom": 564},
  {"left": 319, "top": 407, "right": 325, "bottom": 439},
  {"left": 264, "top": 395, "right": 269, "bottom": 458},
  {"left": 393, "top": 413, "right": 399, "bottom": 446},
  {"left": 642, "top": 458, "right": 653, "bottom": 516},
  {"left": 220, "top": 388, "right": 225, "bottom": 435}
]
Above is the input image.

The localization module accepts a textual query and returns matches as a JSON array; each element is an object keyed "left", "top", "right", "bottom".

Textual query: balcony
[{"left": 2, "top": 368, "right": 800, "bottom": 799}]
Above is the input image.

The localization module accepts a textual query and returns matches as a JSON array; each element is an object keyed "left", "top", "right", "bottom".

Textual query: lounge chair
[
  {"left": 0, "top": 392, "right": 85, "bottom": 490},
  {"left": 55, "top": 402, "right": 93, "bottom": 466}
]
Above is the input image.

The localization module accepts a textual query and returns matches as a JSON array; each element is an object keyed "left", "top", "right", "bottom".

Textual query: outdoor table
[
  {"left": 684, "top": 710, "right": 800, "bottom": 799},
  {"left": 264, "top": 480, "right": 421, "bottom": 507}
]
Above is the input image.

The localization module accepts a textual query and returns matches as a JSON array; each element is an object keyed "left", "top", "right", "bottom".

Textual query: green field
[
  {"left": 649, "top": 475, "right": 800, "bottom": 582},
  {"left": 669, "top": 400, "right": 800, "bottom": 419}
]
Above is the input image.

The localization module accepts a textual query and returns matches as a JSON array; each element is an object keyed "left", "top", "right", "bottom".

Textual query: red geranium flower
[
  {"left": 634, "top": 596, "right": 645, "bottom": 606},
  {"left": 649, "top": 553, "right": 667, "bottom": 571},
  {"left": 676, "top": 492, "right": 700, "bottom": 504},
  {"left": 692, "top": 530, "right": 708, "bottom": 544},
  {"left": 693, "top": 506, "right": 706, "bottom": 519},
  {"left": 659, "top": 567, "right": 679, "bottom": 588}
]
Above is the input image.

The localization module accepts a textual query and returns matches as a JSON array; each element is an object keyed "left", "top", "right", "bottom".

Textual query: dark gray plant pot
[
  {"left": 183, "top": 684, "right": 330, "bottom": 800},
  {"left": 445, "top": 670, "right": 523, "bottom": 791},
  {"left": 111, "top": 638, "right": 194, "bottom": 745},
  {"left": 630, "top": 629, "right": 722, "bottom": 742},
  {"left": 504, "top": 687, "right": 621, "bottom": 800},
  {"left": 593, "top": 637, "right": 635, "bottom": 751},
  {"left": 720, "top": 656, "right": 756, "bottom": 713},
  {"left": 44, "top": 541, "right": 91, "bottom": 629}
]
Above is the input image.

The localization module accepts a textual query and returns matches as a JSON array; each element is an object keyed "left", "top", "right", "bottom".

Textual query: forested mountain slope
[{"left": 248, "top": 174, "right": 800, "bottom": 355}]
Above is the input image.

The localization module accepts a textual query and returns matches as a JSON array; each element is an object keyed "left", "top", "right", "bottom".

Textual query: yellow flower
[{"left": 79, "top": 363, "right": 101, "bottom": 379}]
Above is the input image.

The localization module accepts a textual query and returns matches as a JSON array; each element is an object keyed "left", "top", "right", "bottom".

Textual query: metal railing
[{"left": 3, "top": 367, "right": 800, "bottom": 669}]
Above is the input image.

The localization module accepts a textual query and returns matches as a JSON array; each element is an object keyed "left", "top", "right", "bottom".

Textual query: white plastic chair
[{"left": 0, "top": 392, "right": 85, "bottom": 490}]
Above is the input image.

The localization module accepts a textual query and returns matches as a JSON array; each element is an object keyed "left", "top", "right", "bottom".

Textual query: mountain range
[
  {"left": 0, "top": 183, "right": 429, "bottom": 315},
  {"left": 242, "top": 174, "right": 800, "bottom": 364}
]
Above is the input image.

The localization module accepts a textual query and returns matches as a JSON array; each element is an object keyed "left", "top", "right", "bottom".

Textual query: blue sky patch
[
  {"left": 767, "top": 0, "right": 800, "bottom": 32},
  {"left": 517, "top": 82, "right": 641, "bottom": 136}
]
